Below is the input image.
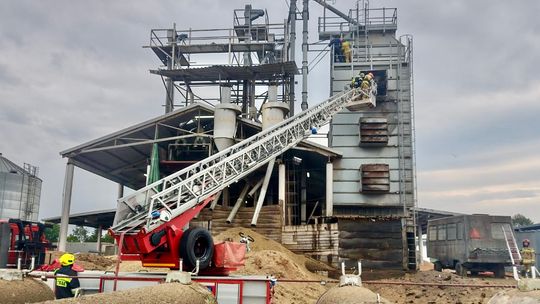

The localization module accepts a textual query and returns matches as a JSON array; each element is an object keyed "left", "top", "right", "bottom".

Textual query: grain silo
[{"left": 0, "top": 153, "right": 42, "bottom": 221}]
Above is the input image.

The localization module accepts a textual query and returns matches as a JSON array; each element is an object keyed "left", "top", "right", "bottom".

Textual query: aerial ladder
[{"left": 109, "top": 87, "right": 375, "bottom": 271}]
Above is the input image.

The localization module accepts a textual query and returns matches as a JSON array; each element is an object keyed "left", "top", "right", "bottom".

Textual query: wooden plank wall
[
  {"left": 190, "top": 205, "right": 282, "bottom": 243},
  {"left": 338, "top": 218, "right": 406, "bottom": 270},
  {"left": 281, "top": 224, "right": 339, "bottom": 266}
]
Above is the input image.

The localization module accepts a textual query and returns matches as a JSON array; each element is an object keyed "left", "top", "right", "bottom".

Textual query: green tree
[
  {"left": 68, "top": 225, "right": 89, "bottom": 243},
  {"left": 512, "top": 213, "right": 533, "bottom": 228},
  {"left": 86, "top": 228, "right": 115, "bottom": 243},
  {"left": 44, "top": 224, "right": 60, "bottom": 242}
]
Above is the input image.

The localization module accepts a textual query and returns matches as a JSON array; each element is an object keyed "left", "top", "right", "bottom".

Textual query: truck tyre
[
  {"left": 434, "top": 261, "right": 443, "bottom": 272},
  {"left": 455, "top": 262, "right": 467, "bottom": 277},
  {"left": 494, "top": 264, "right": 505, "bottom": 278},
  {"left": 180, "top": 227, "right": 214, "bottom": 270}
]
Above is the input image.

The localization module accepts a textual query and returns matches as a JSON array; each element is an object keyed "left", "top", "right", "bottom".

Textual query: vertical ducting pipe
[
  {"left": 301, "top": 0, "right": 309, "bottom": 111},
  {"left": 58, "top": 160, "right": 74, "bottom": 252}
]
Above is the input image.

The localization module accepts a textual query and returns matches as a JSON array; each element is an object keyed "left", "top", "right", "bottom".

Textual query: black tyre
[
  {"left": 179, "top": 227, "right": 214, "bottom": 270},
  {"left": 434, "top": 261, "right": 443, "bottom": 272},
  {"left": 470, "top": 271, "right": 479, "bottom": 276},
  {"left": 455, "top": 262, "right": 467, "bottom": 277},
  {"left": 493, "top": 264, "right": 505, "bottom": 279}
]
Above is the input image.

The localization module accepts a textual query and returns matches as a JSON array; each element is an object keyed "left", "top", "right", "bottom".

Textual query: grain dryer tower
[
  {"left": 319, "top": 2, "right": 418, "bottom": 269},
  {"left": 0, "top": 154, "right": 42, "bottom": 221}
]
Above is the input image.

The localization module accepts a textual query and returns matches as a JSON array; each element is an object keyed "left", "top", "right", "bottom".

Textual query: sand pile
[
  {"left": 216, "top": 227, "right": 329, "bottom": 304},
  {"left": 39, "top": 282, "right": 216, "bottom": 304},
  {"left": 48, "top": 252, "right": 115, "bottom": 271},
  {"left": 317, "top": 285, "right": 391, "bottom": 304},
  {"left": 488, "top": 290, "right": 540, "bottom": 304},
  {"left": 0, "top": 278, "right": 54, "bottom": 303}
]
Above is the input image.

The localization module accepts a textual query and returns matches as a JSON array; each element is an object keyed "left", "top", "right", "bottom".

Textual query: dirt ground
[
  {"left": 366, "top": 269, "right": 517, "bottom": 304},
  {"left": 32, "top": 229, "right": 540, "bottom": 303},
  {"left": 0, "top": 278, "right": 54, "bottom": 303},
  {"left": 39, "top": 282, "right": 215, "bottom": 304}
]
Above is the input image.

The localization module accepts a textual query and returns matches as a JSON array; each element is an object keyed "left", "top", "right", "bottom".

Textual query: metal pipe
[
  {"left": 58, "top": 160, "right": 75, "bottom": 252},
  {"left": 251, "top": 158, "right": 275, "bottom": 226},
  {"left": 278, "top": 163, "right": 286, "bottom": 224},
  {"left": 312, "top": 0, "right": 358, "bottom": 25},
  {"left": 226, "top": 183, "right": 250, "bottom": 223},
  {"left": 325, "top": 161, "right": 333, "bottom": 216},
  {"left": 17, "top": 257, "right": 21, "bottom": 270},
  {"left": 247, "top": 179, "right": 264, "bottom": 198},
  {"left": 301, "top": 0, "right": 309, "bottom": 111},
  {"left": 209, "top": 191, "right": 222, "bottom": 210}
]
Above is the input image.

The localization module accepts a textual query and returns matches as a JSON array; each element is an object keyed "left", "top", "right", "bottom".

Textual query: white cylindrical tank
[
  {"left": 262, "top": 85, "right": 289, "bottom": 130},
  {"left": 0, "top": 154, "right": 42, "bottom": 221},
  {"left": 214, "top": 86, "right": 241, "bottom": 151}
]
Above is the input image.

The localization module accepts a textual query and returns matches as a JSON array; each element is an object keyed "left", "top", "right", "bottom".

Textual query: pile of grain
[
  {"left": 48, "top": 252, "right": 115, "bottom": 271},
  {"left": 317, "top": 286, "right": 392, "bottom": 304},
  {"left": 39, "top": 282, "right": 216, "bottom": 304},
  {"left": 0, "top": 278, "right": 54, "bottom": 303},
  {"left": 215, "top": 227, "right": 329, "bottom": 304}
]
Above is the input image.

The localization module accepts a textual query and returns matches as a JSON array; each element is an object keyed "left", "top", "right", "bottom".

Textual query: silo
[
  {"left": 261, "top": 85, "right": 289, "bottom": 130},
  {"left": 214, "top": 85, "right": 242, "bottom": 151},
  {"left": 0, "top": 154, "right": 42, "bottom": 221}
]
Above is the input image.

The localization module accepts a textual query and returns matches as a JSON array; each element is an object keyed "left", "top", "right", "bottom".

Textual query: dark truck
[{"left": 427, "top": 214, "right": 512, "bottom": 278}]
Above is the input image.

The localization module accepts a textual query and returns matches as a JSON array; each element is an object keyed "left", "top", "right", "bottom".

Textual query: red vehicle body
[{"left": 0, "top": 219, "right": 54, "bottom": 268}]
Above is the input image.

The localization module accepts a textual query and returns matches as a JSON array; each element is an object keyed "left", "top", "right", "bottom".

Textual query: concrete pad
[
  {"left": 518, "top": 278, "right": 540, "bottom": 291},
  {"left": 165, "top": 271, "right": 191, "bottom": 284},
  {"left": 0, "top": 269, "right": 23, "bottom": 281}
]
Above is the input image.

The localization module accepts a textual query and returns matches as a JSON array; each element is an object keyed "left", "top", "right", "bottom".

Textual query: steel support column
[
  {"left": 325, "top": 161, "right": 333, "bottom": 217},
  {"left": 251, "top": 158, "right": 275, "bottom": 226},
  {"left": 58, "top": 160, "right": 74, "bottom": 252},
  {"left": 96, "top": 225, "right": 103, "bottom": 254},
  {"left": 278, "top": 162, "right": 286, "bottom": 224}
]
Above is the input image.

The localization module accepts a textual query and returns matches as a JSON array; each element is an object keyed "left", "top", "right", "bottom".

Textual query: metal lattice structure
[{"left": 111, "top": 88, "right": 373, "bottom": 235}]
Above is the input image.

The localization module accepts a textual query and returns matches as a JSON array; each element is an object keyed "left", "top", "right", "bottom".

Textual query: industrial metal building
[
  {"left": 0, "top": 153, "right": 42, "bottom": 221},
  {"left": 55, "top": 2, "right": 418, "bottom": 271}
]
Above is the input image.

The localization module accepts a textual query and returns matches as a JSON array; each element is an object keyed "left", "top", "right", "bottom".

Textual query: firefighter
[
  {"left": 342, "top": 39, "right": 351, "bottom": 63},
  {"left": 521, "top": 239, "right": 536, "bottom": 277},
  {"left": 328, "top": 37, "right": 343, "bottom": 62},
  {"left": 54, "top": 253, "right": 81, "bottom": 299},
  {"left": 351, "top": 72, "right": 364, "bottom": 88}
]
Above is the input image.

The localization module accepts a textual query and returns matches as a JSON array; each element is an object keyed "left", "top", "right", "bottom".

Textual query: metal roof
[
  {"left": 515, "top": 223, "right": 540, "bottom": 232},
  {"left": 416, "top": 207, "right": 464, "bottom": 231},
  {"left": 0, "top": 153, "right": 28, "bottom": 175},
  {"left": 42, "top": 209, "right": 116, "bottom": 229},
  {"left": 151, "top": 61, "right": 298, "bottom": 82},
  {"left": 60, "top": 102, "right": 340, "bottom": 191}
]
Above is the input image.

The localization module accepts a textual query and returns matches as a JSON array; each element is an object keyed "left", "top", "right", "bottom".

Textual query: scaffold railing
[{"left": 111, "top": 88, "right": 375, "bottom": 235}]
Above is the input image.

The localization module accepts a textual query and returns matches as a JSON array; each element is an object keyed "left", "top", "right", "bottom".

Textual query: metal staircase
[
  {"left": 111, "top": 88, "right": 374, "bottom": 235},
  {"left": 502, "top": 225, "right": 522, "bottom": 280}
]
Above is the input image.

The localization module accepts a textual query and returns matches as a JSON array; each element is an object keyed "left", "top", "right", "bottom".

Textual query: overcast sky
[{"left": 1, "top": 1, "right": 539, "bottom": 223}]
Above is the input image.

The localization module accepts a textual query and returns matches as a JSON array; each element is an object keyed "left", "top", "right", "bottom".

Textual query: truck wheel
[
  {"left": 493, "top": 264, "right": 505, "bottom": 278},
  {"left": 180, "top": 227, "right": 214, "bottom": 270},
  {"left": 455, "top": 262, "right": 467, "bottom": 277},
  {"left": 434, "top": 261, "right": 443, "bottom": 272}
]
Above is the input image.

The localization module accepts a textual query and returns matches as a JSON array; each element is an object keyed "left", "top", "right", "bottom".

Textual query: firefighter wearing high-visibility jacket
[
  {"left": 54, "top": 253, "right": 81, "bottom": 299},
  {"left": 521, "top": 239, "right": 536, "bottom": 277}
]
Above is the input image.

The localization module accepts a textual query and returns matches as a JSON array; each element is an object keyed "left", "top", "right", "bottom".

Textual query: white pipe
[
  {"left": 247, "top": 180, "right": 264, "bottom": 198},
  {"left": 278, "top": 163, "right": 286, "bottom": 224},
  {"left": 325, "top": 161, "right": 333, "bottom": 217},
  {"left": 251, "top": 158, "right": 275, "bottom": 226},
  {"left": 17, "top": 257, "right": 21, "bottom": 270},
  {"left": 209, "top": 191, "right": 222, "bottom": 210},
  {"left": 226, "top": 183, "right": 250, "bottom": 223}
]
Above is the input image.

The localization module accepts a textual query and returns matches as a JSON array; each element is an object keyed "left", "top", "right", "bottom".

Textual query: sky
[{"left": 0, "top": 0, "right": 539, "bottom": 223}]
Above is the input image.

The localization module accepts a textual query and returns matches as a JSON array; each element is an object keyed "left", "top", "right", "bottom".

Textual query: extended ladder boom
[{"left": 111, "top": 88, "right": 373, "bottom": 235}]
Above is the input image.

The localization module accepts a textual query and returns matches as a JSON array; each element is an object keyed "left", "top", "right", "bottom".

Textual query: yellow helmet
[{"left": 59, "top": 253, "right": 75, "bottom": 266}]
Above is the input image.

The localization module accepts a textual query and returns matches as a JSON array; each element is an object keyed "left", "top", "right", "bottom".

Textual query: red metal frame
[
  {"left": 110, "top": 197, "right": 214, "bottom": 270},
  {"left": 0, "top": 219, "right": 53, "bottom": 268}
]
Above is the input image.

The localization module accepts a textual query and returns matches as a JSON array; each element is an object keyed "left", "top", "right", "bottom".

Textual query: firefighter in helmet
[
  {"left": 351, "top": 72, "right": 364, "bottom": 89},
  {"left": 54, "top": 253, "right": 81, "bottom": 299},
  {"left": 521, "top": 239, "right": 536, "bottom": 277}
]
